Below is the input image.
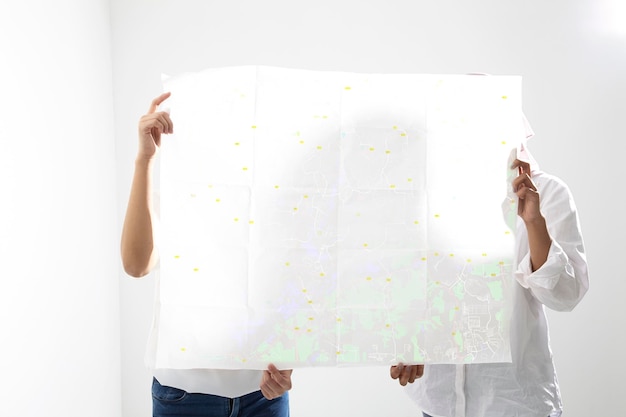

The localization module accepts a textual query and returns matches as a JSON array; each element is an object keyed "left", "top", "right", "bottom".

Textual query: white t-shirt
[
  {"left": 145, "top": 269, "right": 264, "bottom": 398},
  {"left": 146, "top": 191, "right": 264, "bottom": 398}
]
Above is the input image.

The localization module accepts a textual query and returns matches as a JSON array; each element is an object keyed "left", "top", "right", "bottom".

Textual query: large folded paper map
[{"left": 156, "top": 66, "right": 522, "bottom": 369}]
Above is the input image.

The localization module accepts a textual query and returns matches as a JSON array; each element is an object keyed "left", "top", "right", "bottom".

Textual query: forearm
[
  {"left": 524, "top": 216, "right": 551, "bottom": 272},
  {"left": 121, "top": 158, "right": 158, "bottom": 277}
]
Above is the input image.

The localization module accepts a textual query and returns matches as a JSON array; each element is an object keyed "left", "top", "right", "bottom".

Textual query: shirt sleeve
[{"left": 514, "top": 173, "right": 589, "bottom": 312}]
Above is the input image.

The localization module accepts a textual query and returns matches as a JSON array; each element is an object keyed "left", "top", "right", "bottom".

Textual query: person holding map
[
  {"left": 121, "top": 92, "right": 292, "bottom": 417},
  {"left": 390, "top": 121, "right": 589, "bottom": 417}
]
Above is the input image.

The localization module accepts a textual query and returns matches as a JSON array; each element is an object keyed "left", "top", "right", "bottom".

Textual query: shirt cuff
[{"left": 515, "top": 241, "right": 569, "bottom": 290}]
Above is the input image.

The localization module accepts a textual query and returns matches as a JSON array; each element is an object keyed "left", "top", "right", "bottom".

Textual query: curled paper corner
[
  {"left": 508, "top": 147, "right": 519, "bottom": 167},
  {"left": 501, "top": 147, "right": 519, "bottom": 234},
  {"left": 506, "top": 147, "right": 519, "bottom": 197}
]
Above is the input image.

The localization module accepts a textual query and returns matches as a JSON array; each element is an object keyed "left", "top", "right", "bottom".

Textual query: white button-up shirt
[{"left": 405, "top": 170, "right": 589, "bottom": 417}]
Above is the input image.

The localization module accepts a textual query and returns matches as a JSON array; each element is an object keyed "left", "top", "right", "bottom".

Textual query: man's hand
[
  {"left": 390, "top": 363, "right": 424, "bottom": 386},
  {"left": 260, "top": 364, "right": 293, "bottom": 400},
  {"left": 511, "top": 158, "right": 541, "bottom": 224}
]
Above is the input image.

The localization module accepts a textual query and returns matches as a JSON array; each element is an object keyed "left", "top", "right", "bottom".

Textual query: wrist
[
  {"left": 134, "top": 156, "right": 155, "bottom": 170},
  {"left": 135, "top": 152, "right": 156, "bottom": 163},
  {"left": 523, "top": 215, "right": 547, "bottom": 231}
]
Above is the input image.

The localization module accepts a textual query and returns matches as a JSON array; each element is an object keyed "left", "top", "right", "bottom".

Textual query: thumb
[{"left": 267, "top": 363, "right": 280, "bottom": 375}]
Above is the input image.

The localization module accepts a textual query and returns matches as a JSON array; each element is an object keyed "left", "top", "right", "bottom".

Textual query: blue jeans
[{"left": 152, "top": 378, "right": 290, "bottom": 417}]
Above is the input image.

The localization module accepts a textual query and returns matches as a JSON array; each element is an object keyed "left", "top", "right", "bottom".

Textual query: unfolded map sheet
[{"left": 156, "top": 66, "right": 523, "bottom": 369}]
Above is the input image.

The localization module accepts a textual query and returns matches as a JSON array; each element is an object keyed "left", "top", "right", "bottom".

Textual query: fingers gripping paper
[{"left": 158, "top": 66, "right": 522, "bottom": 369}]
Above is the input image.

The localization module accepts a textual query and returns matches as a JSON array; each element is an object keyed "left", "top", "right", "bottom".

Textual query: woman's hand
[
  {"left": 260, "top": 364, "right": 293, "bottom": 400},
  {"left": 137, "top": 92, "right": 173, "bottom": 160}
]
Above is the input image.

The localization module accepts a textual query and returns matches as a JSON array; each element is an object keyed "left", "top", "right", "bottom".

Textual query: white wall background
[
  {"left": 1, "top": 0, "right": 623, "bottom": 416},
  {"left": 0, "top": 1, "right": 121, "bottom": 416}
]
